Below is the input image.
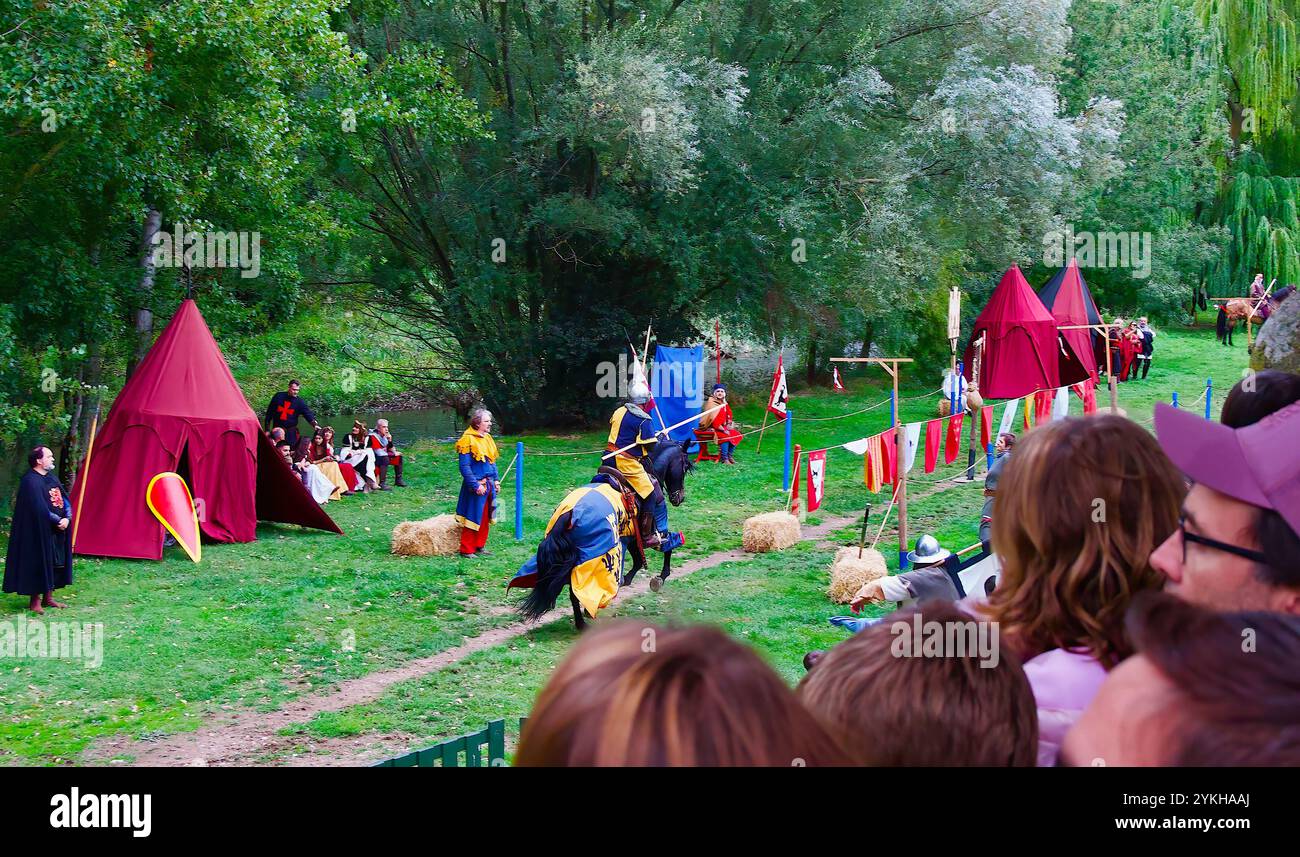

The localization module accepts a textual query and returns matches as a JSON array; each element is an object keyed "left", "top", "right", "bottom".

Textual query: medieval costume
[
  {"left": 4, "top": 468, "right": 73, "bottom": 603},
  {"left": 508, "top": 482, "right": 634, "bottom": 618},
  {"left": 282, "top": 441, "right": 334, "bottom": 504},
  {"left": 1136, "top": 319, "right": 1155, "bottom": 379},
  {"left": 264, "top": 389, "right": 318, "bottom": 447},
  {"left": 368, "top": 424, "right": 406, "bottom": 489},
  {"left": 698, "top": 383, "right": 742, "bottom": 464},
  {"left": 604, "top": 399, "right": 670, "bottom": 545},
  {"left": 1118, "top": 324, "right": 1139, "bottom": 382},
  {"left": 454, "top": 424, "right": 499, "bottom": 556},
  {"left": 339, "top": 423, "right": 378, "bottom": 490},
  {"left": 306, "top": 437, "right": 349, "bottom": 499}
]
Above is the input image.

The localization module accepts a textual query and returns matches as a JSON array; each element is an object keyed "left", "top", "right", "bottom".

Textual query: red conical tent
[
  {"left": 73, "top": 300, "right": 341, "bottom": 560},
  {"left": 1038, "top": 258, "right": 1100, "bottom": 380},
  {"left": 962, "top": 266, "right": 1089, "bottom": 399}
]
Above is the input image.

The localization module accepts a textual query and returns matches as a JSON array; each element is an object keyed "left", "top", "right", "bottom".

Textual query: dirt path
[{"left": 85, "top": 512, "right": 869, "bottom": 767}]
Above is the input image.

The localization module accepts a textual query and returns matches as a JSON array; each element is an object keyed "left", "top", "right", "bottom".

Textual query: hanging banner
[
  {"left": 863, "top": 434, "right": 884, "bottom": 493},
  {"left": 880, "top": 428, "right": 898, "bottom": 485},
  {"left": 767, "top": 355, "right": 789, "bottom": 419},
  {"left": 902, "top": 422, "right": 921, "bottom": 474},
  {"left": 999, "top": 398, "right": 1020, "bottom": 437},
  {"left": 945, "top": 414, "right": 964, "bottom": 464},
  {"left": 832, "top": 366, "right": 845, "bottom": 392},
  {"left": 1052, "top": 385, "right": 1070, "bottom": 420},
  {"left": 924, "top": 419, "right": 941, "bottom": 473},
  {"left": 807, "top": 450, "right": 826, "bottom": 512},
  {"left": 980, "top": 405, "right": 994, "bottom": 450}
]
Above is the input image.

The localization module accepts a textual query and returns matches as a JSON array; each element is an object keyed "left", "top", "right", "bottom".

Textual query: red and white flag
[
  {"left": 945, "top": 414, "right": 964, "bottom": 464},
  {"left": 806, "top": 449, "right": 826, "bottom": 511},
  {"left": 832, "top": 366, "right": 845, "bottom": 392},
  {"left": 768, "top": 355, "right": 789, "bottom": 419}
]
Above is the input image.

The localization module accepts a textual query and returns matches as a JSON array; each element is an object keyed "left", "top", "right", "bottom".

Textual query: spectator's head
[
  {"left": 985, "top": 416, "right": 1184, "bottom": 667},
  {"left": 288, "top": 379, "right": 300, "bottom": 396},
  {"left": 28, "top": 445, "right": 52, "bottom": 471},
  {"left": 797, "top": 602, "right": 1037, "bottom": 766},
  {"left": 516, "top": 623, "right": 846, "bottom": 766},
  {"left": 323, "top": 426, "right": 335, "bottom": 443},
  {"left": 269, "top": 427, "right": 285, "bottom": 443},
  {"left": 352, "top": 420, "right": 365, "bottom": 436},
  {"left": 276, "top": 441, "right": 293, "bottom": 464},
  {"left": 995, "top": 431, "right": 1016, "bottom": 454},
  {"left": 1061, "top": 592, "right": 1300, "bottom": 766},
  {"left": 376, "top": 418, "right": 389, "bottom": 434},
  {"left": 469, "top": 407, "right": 493, "bottom": 433},
  {"left": 1150, "top": 376, "right": 1300, "bottom": 615}
]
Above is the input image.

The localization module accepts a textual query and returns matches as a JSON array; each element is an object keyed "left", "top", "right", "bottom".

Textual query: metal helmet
[
  {"left": 628, "top": 357, "right": 651, "bottom": 404},
  {"left": 906, "top": 534, "right": 952, "bottom": 566}
]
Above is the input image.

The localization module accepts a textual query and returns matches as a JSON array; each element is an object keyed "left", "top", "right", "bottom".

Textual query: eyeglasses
[{"left": 1179, "top": 514, "right": 1269, "bottom": 564}]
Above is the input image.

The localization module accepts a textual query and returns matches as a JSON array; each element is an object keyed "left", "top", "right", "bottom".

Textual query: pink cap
[{"left": 1153, "top": 399, "right": 1300, "bottom": 539}]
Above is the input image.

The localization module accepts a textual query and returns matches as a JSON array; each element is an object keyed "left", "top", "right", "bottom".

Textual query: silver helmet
[{"left": 906, "top": 534, "right": 952, "bottom": 566}]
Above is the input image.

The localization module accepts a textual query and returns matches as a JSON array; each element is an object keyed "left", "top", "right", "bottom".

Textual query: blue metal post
[
  {"left": 1172, "top": 391, "right": 1179, "bottom": 409},
  {"left": 953, "top": 361, "right": 964, "bottom": 416},
  {"left": 986, "top": 442, "right": 994, "bottom": 470},
  {"left": 783, "top": 412, "right": 792, "bottom": 492},
  {"left": 1205, "top": 378, "right": 1212, "bottom": 420},
  {"left": 890, "top": 389, "right": 896, "bottom": 425},
  {"left": 514, "top": 441, "right": 523, "bottom": 540}
]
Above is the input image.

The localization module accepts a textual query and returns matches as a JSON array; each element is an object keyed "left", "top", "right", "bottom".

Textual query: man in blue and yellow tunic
[
  {"left": 602, "top": 382, "right": 671, "bottom": 548},
  {"left": 509, "top": 482, "right": 635, "bottom": 618}
]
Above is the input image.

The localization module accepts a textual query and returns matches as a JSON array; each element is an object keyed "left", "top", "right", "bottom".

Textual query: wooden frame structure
[
  {"left": 1059, "top": 322, "right": 1122, "bottom": 413},
  {"left": 831, "top": 356, "right": 914, "bottom": 569}
]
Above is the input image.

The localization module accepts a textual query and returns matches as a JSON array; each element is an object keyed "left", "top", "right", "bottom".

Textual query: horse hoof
[{"left": 649, "top": 576, "right": 663, "bottom": 593}]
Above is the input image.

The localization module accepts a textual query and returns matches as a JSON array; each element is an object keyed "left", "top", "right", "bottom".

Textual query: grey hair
[{"left": 469, "top": 407, "right": 493, "bottom": 429}]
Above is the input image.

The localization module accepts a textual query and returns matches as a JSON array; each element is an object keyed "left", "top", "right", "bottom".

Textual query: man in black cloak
[
  {"left": 4, "top": 445, "right": 73, "bottom": 614},
  {"left": 264, "top": 378, "right": 319, "bottom": 448}
]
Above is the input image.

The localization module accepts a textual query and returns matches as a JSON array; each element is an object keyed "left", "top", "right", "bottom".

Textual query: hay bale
[
  {"left": 936, "top": 397, "right": 951, "bottom": 417},
  {"left": 827, "top": 546, "right": 888, "bottom": 603},
  {"left": 391, "top": 514, "right": 462, "bottom": 557},
  {"left": 742, "top": 511, "right": 801, "bottom": 553}
]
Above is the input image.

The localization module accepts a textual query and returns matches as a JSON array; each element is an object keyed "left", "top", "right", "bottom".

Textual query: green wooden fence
[{"left": 373, "top": 717, "right": 528, "bottom": 767}]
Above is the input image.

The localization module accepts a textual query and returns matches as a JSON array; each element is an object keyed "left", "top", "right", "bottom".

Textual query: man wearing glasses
[{"left": 1148, "top": 374, "right": 1300, "bottom": 616}]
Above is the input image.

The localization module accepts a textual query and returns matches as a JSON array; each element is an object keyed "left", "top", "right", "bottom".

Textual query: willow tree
[{"left": 1205, "top": 153, "right": 1300, "bottom": 293}]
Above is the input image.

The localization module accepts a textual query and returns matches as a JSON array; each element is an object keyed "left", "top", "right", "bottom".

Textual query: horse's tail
[
  {"left": 518, "top": 510, "right": 579, "bottom": 622},
  {"left": 1216, "top": 306, "right": 1227, "bottom": 342}
]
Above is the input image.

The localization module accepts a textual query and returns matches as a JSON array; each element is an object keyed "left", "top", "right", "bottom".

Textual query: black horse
[{"left": 514, "top": 439, "right": 694, "bottom": 630}]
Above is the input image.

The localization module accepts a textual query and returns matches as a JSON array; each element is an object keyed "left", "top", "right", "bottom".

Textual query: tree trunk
[
  {"left": 128, "top": 206, "right": 162, "bottom": 379},
  {"left": 859, "top": 322, "right": 875, "bottom": 358}
]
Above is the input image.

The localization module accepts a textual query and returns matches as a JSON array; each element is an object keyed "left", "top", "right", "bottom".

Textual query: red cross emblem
[{"left": 276, "top": 401, "right": 295, "bottom": 422}]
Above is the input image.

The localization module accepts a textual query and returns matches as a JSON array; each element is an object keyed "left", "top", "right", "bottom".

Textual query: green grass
[{"left": 0, "top": 320, "right": 1247, "bottom": 764}]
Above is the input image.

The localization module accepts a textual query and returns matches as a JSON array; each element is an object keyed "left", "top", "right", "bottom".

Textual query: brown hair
[
  {"left": 515, "top": 623, "right": 847, "bottom": 767},
  {"left": 1126, "top": 592, "right": 1300, "bottom": 765},
  {"left": 797, "top": 601, "right": 1038, "bottom": 766},
  {"left": 983, "top": 416, "right": 1184, "bottom": 668}
]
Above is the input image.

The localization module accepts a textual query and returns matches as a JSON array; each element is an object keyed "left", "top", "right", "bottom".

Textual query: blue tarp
[{"left": 650, "top": 345, "right": 705, "bottom": 444}]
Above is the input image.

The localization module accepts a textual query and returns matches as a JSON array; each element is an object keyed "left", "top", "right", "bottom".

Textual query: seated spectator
[
  {"left": 306, "top": 429, "right": 350, "bottom": 498},
  {"left": 1149, "top": 372, "right": 1300, "bottom": 615},
  {"left": 1061, "top": 592, "right": 1300, "bottom": 765},
  {"left": 515, "top": 623, "right": 847, "bottom": 766},
  {"left": 322, "top": 426, "right": 364, "bottom": 493},
  {"left": 798, "top": 602, "right": 1038, "bottom": 766},
  {"left": 697, "top": 384, "right": 742, "bottom": 464},
  {"left": 339, "top": 420, "right": 378, "bottom": 492},
  {"left": 979, "top": 415, "right": 1185, "bottom": 765},
  {"left": 368, "top": 418, "right": 406, "bottom": 490},
  {"left": 279, "top": 440, "right": 334, "bottom": 505}
]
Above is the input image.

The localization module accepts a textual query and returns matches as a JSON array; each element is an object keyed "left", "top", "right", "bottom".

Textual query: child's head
[{"left": 797, "top": 601, "right": 1038, "bottom": 766}]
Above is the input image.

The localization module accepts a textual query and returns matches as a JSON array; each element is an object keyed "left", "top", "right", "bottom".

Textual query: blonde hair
[{"left": 983, "top": 416, "right": 1184, "bottom": 668}]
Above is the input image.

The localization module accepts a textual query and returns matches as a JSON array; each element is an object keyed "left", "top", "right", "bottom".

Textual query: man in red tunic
[{"left": 698, "top": 384, "right": 742, "bottom": 464}]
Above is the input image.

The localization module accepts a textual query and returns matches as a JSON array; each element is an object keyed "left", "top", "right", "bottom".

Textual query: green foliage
[{"left": 1205, "top": 153, "right": 1300, "bottom": 292}]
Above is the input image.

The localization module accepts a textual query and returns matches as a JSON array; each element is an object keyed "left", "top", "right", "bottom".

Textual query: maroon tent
[
  {"left": 962, "top": 265, "right": 1090, "bottom": 399},
  {"left": 73, "top": 300, "right": 341, "bottom": 560},
  {"left": 1038, "top": 258, "right": 1101, "bottom": 380}
]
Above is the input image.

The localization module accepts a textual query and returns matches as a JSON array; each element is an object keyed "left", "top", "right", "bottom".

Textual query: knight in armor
[{"left": 602, "top": 379, "right": 676, "bottom": 551}]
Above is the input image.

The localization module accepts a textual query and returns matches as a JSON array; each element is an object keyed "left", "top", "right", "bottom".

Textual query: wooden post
[
  {"left": 788, "top": 443, "right": 802, "bottom": 514},
  {"left": 831, "top": 356, "right": 913, "bottom": 570},
  {"left": 71, "top": 410, "right": 100, "bottom": 551},
  {"left": 755, "top": 410, "right": 771, "bottom": 455},
  {"left": 1061, "top": 323, "right": 1121, "bottom": 413}
]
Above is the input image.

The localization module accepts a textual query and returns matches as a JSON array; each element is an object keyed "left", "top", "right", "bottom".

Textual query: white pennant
[
  {"left": 902, "top": 422, "right": 922, "bottom": 473},
  {"left": 1052, "top": 386, "right": 1070, "bottom": 420},
  {"left": 998, "top": 398, "right": 1020, "bottom": 437}
]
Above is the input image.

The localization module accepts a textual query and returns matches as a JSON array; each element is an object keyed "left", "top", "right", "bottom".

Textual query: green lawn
[{"left": 0, "top": 320, "right": 1247, "bottom": 764}]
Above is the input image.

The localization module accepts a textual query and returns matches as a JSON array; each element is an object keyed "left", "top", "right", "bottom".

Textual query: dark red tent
[
  {"left": 1038, "top": 258, "right": 1101, "bottom": 380},
  {"left": 73, "top": 300, "right": 341, "bottom": 560},
  {"left": 962, "top": 265, "right": 1090, "bottom": 399}
]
